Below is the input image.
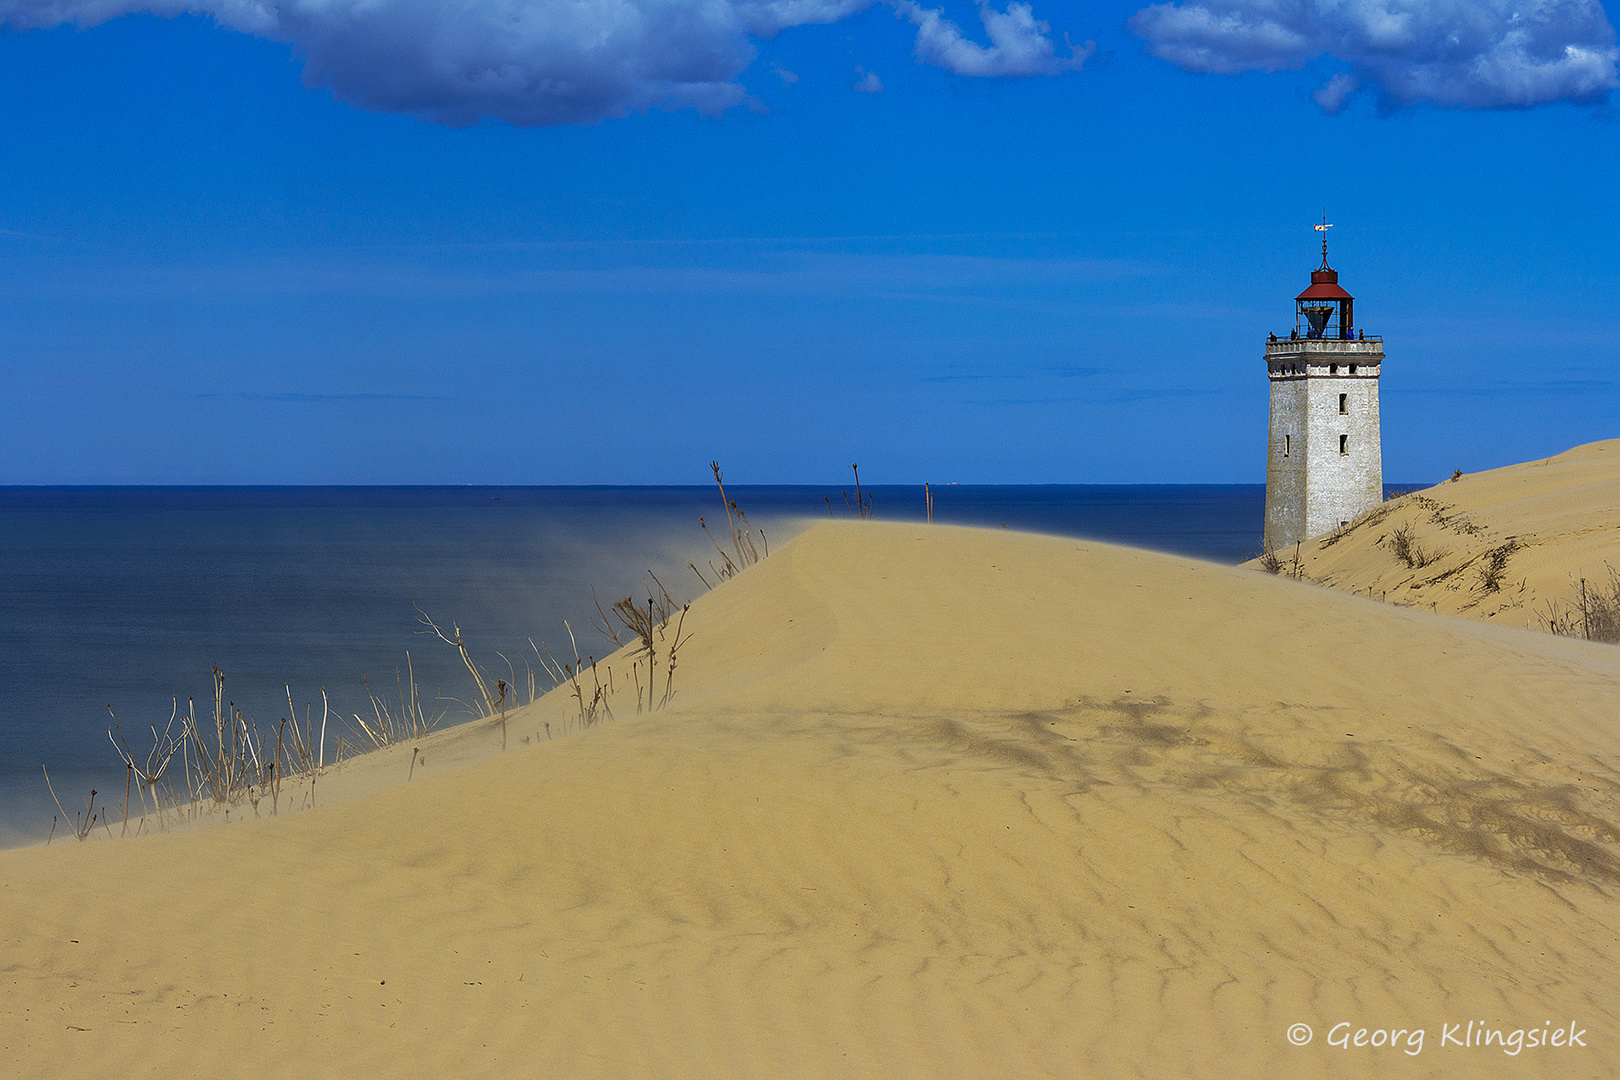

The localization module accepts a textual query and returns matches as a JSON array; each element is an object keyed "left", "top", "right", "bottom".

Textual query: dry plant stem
[
  {"left": 647, "top": 570, "right": 676, "bottom": 610},
  {"left": 42, "top": 769, "right": 98, "bottom": 842},
  {"left": 593, "top": 660, "right": 614, "bottom": 723},
  {"left": 107, "top": 701, "right": 182, "bottom": 828},
  {"left": 181, "top": 669, "right": 272, "bottom": 808},
  {"left": 699, "top": 518, "right": 738, "bottom": 578},
  {"left": 1258, "top": 544, "right": 1283, "bottom": 574},
  {"left": 690, "top": 562, "right": 713, "bottom": 590},
  {"left": 497, "top": 679, "right": 508, "bottom": 750},
  {"left": 531, "top": 638, "right": 566, "bottom": 687},
  {"left": 1546, "top": 568, "right": 1620, "bottom": 643},
  {"left": 711, "top": 460, "right": 740, "bottom": 561},
  {"left": 591, "top": 585, "right": 624, "bottom": 646},
  {"left": 660, "top": 605, "right": 691, "bottom": 709},
  {"left": 273, "top": 720, "right": 285, "bottom": 814},
  {"left": 415, "top": 605, "right": 496, "bottom": 716}
]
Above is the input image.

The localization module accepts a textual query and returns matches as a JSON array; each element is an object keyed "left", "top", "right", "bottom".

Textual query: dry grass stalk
[
  {"left": 179, "top": 668, "right": 274, "bottom": 810},
  {"left": 851, "top": 463, "right": 872, "bottom": 519},
  {"left": 533, "top": 631, "right": 612, "bottom": 731},
  {"left": 415, "top": 606, "right": 497, "bottom": 717},
  {"left": 590, "top": 584, "right": 624, "bottom": 646},
  {"left": 1474, "top": 541, "right": 1521, "bottom": 594},
  {"left": 350, "top": 656, "right": 443, "bottom": 751},
  {"left": 1388, "top": 521, "right": 1443, "bottom": 569},
  {"left": 925, "top": 482, "right": 934, "bottom": 524},
  {"left": 1258, "top": 544, "right": 1283, "bottom": 575},
  {"left": 705, "top": 461, "right": 767, "bottom": 579},
  {"left": 608, "top": 573, "right": 692, "bottom": 713},
  {"left": 1256, "top": 542, "right": 1303, "bottom": 579},
  {"left": 43, "top": 769, "right": 105, "bottom": 843},
  {"left": 1541, "top": 568, "right": 1620, "bottom": 643},
  {"left": 107, "top": 701, "right": 184, "bottom": 834},
  {"left": 835, "top": 463, "right": 875, "bottom": 520},
  {"left": 497, "top": 679, "right": 508, "bottom": 750}
]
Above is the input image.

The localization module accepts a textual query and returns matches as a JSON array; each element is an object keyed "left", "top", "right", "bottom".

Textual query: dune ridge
[
  {"left": 1251, "top": 438, "right": 1620, "bottom": 632},
  {"left": 2, "top": 520, "right": 1619, "bottom": 1077}
]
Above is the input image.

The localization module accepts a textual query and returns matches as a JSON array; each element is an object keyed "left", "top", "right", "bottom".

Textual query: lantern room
[
  {"left": 1296, "top": 265, "right": 1354, "bottom": 340},
  {"left": 1293, "top": 218, "right": 1355, "bottom": 340}
]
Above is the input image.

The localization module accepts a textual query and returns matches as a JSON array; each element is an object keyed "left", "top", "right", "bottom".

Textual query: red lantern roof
[{"left": 1296, "top": 266, "right": 1353, "bottom": 301}]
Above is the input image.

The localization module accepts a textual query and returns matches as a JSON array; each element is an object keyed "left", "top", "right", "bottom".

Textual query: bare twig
[{"left": 415, "top": 605, "right": 496, "bottom": 716}]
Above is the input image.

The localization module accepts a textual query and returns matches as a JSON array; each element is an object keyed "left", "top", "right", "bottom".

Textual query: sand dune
[
  {"left": 4, "top": 520, "right": 1620, "bottom": 1077},
  {"left": 1250, "top": 438, "right": 1620, "bottom": 632}
]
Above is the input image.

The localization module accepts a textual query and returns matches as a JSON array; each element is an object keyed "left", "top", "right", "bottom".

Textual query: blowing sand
[{"left": 3, "top": 519, "right": 1620, "bottom": 1077}]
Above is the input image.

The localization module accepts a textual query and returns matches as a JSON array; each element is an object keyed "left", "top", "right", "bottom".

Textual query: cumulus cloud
[
  {"left": 894, "top": 0, "right": 1093, "bottom": 75},
  {"left": 1312, "top": 70, "right": 1359, "bottom": 111},
  {"left": 0, "top": 0, "right": 1081, "bottom": 125},
  {"left": 1127, "top": 0, "right": 1619, "bottom": 109},
  {"left": 854, "top": 67, "right": 885, "bottom": 91}
]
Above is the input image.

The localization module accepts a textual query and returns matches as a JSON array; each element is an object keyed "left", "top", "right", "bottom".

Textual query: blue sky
[{"left": 0, "top": 0, "right": 1616, "bottom": 484}]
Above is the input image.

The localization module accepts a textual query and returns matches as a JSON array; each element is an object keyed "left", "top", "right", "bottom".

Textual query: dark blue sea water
[{"left": 0, "top": 484, "right": 1270, "bottom": 842}]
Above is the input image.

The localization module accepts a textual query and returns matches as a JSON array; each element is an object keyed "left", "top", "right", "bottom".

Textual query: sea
[{"left": 0, "top": 483, "right": 1275, "bottom": 843}]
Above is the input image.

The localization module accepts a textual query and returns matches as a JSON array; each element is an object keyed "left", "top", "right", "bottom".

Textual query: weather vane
[{"left": 1314, "top": 210, "right": 1333, "bottom": 268}]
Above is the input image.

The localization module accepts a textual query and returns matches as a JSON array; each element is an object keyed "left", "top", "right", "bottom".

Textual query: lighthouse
[{"left": 1263, "top": 219, "right": 1384, "bottom": 551}]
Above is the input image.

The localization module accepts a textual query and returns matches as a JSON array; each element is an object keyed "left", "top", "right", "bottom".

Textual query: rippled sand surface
[{"left": 3, "top": 519, "right": 1618, "bottom": 1078}]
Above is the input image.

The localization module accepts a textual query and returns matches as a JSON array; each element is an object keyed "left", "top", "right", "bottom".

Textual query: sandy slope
[
  {"left": 1249, "top": 438, "right": 1620, "bottom": 631},
  {"left": 3, "top": 521, "right": 1620, "bottom": 1078}
]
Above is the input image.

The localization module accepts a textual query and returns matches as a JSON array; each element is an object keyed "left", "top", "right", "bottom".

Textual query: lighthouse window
[
  {"left": 1284, "top": 434, "right": 1291, "bottom": 457},
  {"left": 1329, "top": 363, "right": 1338, "bottom": 374},
  {"left": 1349, "top": 364, "right": 1357, "bottom": 374},
  {"left": 1340, "top": 434, "right": 1349, "bottom": 455},
  {"left": 1339, "top": 393, "right": 1347, "bottom": 414}
]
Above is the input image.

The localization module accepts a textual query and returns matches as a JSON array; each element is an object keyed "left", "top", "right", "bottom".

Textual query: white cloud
[
  {"left": 854, "top": 68, "right": 885, "bottom": 91},
  {"left": 893, "top": 0, "right": 1093, "bottom": 76},
  {"left": 0, "top": 0, "right": 1083, "bottom": 125},
  {"left": 1127, "top": 0, "right": 1619, "bottom": 109},
  {"left": 1313, "top": 69, "right": 1359, "bottom": 111}
]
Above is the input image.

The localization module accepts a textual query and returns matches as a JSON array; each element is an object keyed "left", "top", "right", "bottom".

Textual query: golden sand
[
  {"left": 1250, "top": 438, "right": 1620, "bottom": 631},
  {"left": 3, "top": 511, "right": 1619, "bottom": 1077}
]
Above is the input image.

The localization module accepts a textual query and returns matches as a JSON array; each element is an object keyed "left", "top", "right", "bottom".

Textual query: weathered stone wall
[
  {"left": 1263, "top": 340, "right": 1384, "bottom": 550},
  {"left": 1305, "top": 365, "right": 1382, "bottom": 538},
  {"left": 1264, "top": 374, "right": 1307, "bottom": 551}
]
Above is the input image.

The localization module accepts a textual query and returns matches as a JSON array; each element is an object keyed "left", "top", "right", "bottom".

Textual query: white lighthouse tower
[{"left": 1263, "top": 219, "right": 1384, "bottom": 551}]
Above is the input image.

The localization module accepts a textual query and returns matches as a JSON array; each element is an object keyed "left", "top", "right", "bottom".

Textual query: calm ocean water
[{"left": 0, "top": 484, "right": 1269, "bottom": 842}]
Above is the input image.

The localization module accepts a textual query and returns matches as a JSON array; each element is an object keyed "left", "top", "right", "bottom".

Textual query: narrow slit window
[
  {"left": 1284, "top": 434, "right": 1291, "bottom": 457},
  {"left": 1339, "top": 393, "right": 1347, "bottom": 414},
  {"left": 1340, "top": 434, "right": 1349, "bottom": 455}
]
